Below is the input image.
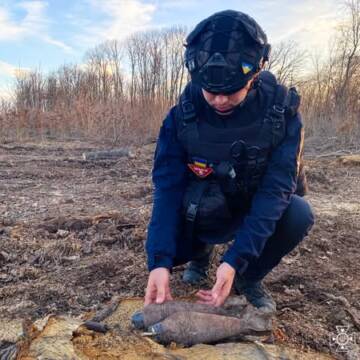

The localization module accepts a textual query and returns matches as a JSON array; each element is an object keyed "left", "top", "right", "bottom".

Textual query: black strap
[
  {"left": 181, "top": 99, "right": 197, "bottom": 122},
  {"left": 285, "top": 87, "right": 300, "bottom": 117},
  {"left": 180, "top": 83, "right": 198, "bottom": 124},
  {"left": 185, "top": 181, "right": 209, "bottom": 240},
  {"left": 179, "top": 85, "right": 201, "bottom": 153},
  {"left": 260, "top": 82, "right": 288, "bottom": 148}
]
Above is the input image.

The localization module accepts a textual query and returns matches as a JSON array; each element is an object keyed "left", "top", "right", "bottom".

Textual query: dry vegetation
[{"left": 0, "top": 1, "right": 359, "bottom": 145}]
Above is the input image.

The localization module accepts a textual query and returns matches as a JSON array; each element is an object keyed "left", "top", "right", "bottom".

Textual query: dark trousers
[{"left": 174, "top": 194, "right": 315, "bottom": 281}]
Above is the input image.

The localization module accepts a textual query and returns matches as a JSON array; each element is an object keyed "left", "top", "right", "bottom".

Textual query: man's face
[{"left": 202, "top": 77, "right": 254, "bottom": 115}]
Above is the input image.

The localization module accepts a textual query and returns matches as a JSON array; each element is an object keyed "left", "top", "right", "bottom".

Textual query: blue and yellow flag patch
[
  {"left": 193, "top": 157, "right": 207, "bottom": 169},
  {"left": 242, "top": 62, "right": 253, "bottom": 75},
  {"left": 188, "top": 157, "right": 213, "bottom": 178}
]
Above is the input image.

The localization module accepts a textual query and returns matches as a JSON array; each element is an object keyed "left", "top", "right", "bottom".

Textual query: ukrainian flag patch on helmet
[{"left": 242, "top": 62, "right": 253, "bottom": 75}]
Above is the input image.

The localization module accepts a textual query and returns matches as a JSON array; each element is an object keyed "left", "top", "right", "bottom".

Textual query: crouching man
[{"left": 144, "top": 10, "right": 314, "bottom": 312}]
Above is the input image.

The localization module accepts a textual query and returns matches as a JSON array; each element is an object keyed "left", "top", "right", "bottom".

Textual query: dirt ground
[{"left": 0, "top": 140, "right": 359, "bottom": 359}]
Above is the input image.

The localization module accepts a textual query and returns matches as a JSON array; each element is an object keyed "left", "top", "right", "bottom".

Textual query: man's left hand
[{"left": 196, "top": 262, "right": 236, "bottom": 307}]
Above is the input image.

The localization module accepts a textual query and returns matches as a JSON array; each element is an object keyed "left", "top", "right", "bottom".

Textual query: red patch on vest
[{"left": 188, "top": 163, "right": 213, "bottom": 178}]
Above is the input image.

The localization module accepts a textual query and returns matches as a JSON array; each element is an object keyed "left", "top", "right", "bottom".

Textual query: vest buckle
[
  {"left": 182, "top": 100, "right": 196, "bottom": 122},
  {"left": 273, "top": 104, "right": 285, "bottom": 115},
  {"left": 268, "top": 105, "right": 285, "bottom": 130},
  {"left": 186, "top": 202, "right": 198, "bottom": 222},
  {"left": 273, "top": 120, "right": 283, "bottom": 129}
]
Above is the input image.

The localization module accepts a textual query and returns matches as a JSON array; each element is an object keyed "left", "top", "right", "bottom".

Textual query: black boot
[
  {"left": 182, "top": 244, "right": 214, "bottom": 285},
  {"left": 234, "top": 274, "right": 276, "bottom": 313}
]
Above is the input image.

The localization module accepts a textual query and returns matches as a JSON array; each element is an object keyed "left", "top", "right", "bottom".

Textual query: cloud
[
  {"left": 18, "top": 1, "right": 49, "bottom": 33},
  {"left": 0, "top": 60, "right": 27, "bottom": 78},
  {"left": 283, "top": 12, "right": 339, "bottom": 49},
  {"left": 248, "top": 0, "right": 340, "bottom": 55},
  {"left": 0, "top": 1, "right": 48, "bottom": 40},
  {"left": 79, "top": 0, "right": 157, "bottom": 45},
  {"left": 0, "top": 60, "right": 27, "bottom": 101},
  {"left": 158, "top": 0, "right": 198, "bottom": 10},
  {"left": 0, "top": 7, "right": 24, "bottom": 40},
  {"left": 42, "top": 35, "right": 73, "bottom": 52},
  {"left": 0, "top": 1, "right": 73, "bottom": 52}
]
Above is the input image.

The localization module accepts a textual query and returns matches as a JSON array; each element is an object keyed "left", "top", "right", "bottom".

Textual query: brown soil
[{"left": 0, "top": 140, "right": 359, "bottom": 359}]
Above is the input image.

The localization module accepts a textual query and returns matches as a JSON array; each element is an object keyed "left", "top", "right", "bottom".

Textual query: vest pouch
[{"left": 183, "top": 179, "right": 233, "bottom": 232}]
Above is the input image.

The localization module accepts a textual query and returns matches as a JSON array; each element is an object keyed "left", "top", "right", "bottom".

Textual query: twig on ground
[
  {"left": 324, "top": 293, "right": 360, "bottom": 330},
  {"left": 315, "top": 150, "right": 353, "bottom": 158},
  {"left": 82, "top": 149, "right": 132, "bottom": 161},
  {"left": 91, "top": 296, "right": 120, "bottom": 323}
]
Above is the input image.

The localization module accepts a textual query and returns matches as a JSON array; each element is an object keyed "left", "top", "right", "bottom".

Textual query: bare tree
[
  {"left": 332, "top": 0, "right": 360, "bottom": 105},
  {"left": 162, "top": 26, "right": 187, "bottom": 105},
  {"left": 297, "top": 0, "right": 360, "bottom": 139},
  {"left": 266, "top": 40, "right": 308, "bottom": 86},
  {"left": 103, "top": 40, "right": 125, "bottom": 100},
  {"left": 126, "top": 27, "right": 186, "bottom": 107}
]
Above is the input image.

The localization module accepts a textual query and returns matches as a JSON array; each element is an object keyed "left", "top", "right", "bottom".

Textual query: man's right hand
[{"left": 144, "top": 267, "right": 173, "bottom": 306}]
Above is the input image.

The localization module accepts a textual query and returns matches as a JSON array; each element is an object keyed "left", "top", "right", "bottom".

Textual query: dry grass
[
  {"left": 1, "top": 95, "right": 358, "bottom": 147},
  {"left": 0, "top": 98, "right": 168, "bottom": 145}
]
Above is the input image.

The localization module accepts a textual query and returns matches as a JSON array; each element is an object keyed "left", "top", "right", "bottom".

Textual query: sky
[{"left": 0, "top": 0, "right": 343, "bottom": 99}]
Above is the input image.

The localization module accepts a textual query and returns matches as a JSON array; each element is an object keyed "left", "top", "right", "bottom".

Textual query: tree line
[{"left": 0, "top": 0, "right": 359, "bottom": 144}]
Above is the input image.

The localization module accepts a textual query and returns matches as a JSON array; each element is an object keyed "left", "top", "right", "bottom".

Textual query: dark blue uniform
[{"left": 146, "top": 83, "right": 314, "bottom": 280}]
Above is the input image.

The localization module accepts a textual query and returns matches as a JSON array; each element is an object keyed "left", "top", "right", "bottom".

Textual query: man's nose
[{"left": 214, "top": 94, "right": 229, "bottom": 105}]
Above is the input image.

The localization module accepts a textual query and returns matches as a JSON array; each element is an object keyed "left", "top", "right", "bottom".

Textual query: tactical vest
[{"left": 175, "top": 71, "right": 307, "bottom": 235}]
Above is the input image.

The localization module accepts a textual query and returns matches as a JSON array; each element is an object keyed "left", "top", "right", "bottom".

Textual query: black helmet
[{"left": 185, "top": 10, "right": 271, "bottom": 94}]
